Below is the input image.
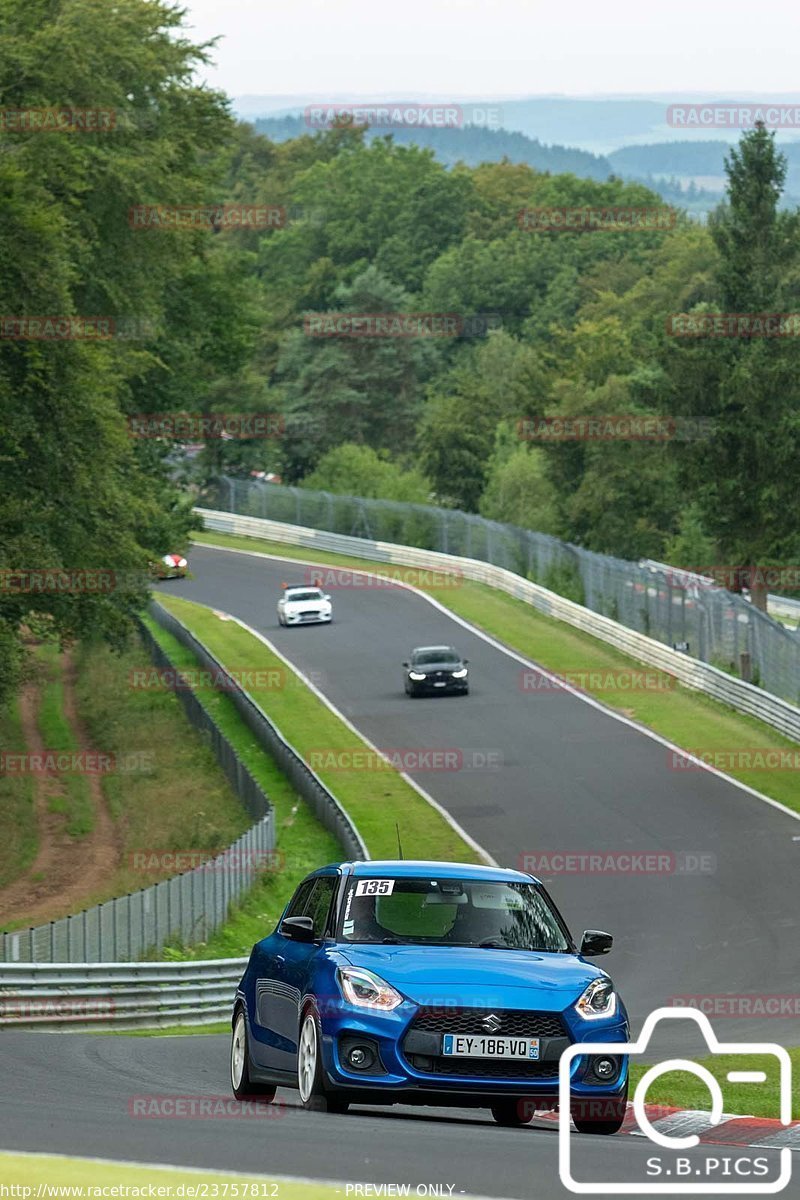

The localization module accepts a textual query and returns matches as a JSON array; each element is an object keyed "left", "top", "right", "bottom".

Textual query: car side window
[
  {"left": 304, "top": 877, "right": 337, "bottom": 939},
  {"left": 284, "top": 879, "right": 315, "bottom": 920}
]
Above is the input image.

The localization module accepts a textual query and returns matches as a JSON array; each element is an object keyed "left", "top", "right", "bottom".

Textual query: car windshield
[
  {"left": 286, "top": 590, "right": 322, "bottom": 602},
  {"left": 338, "top": 877, "right": 570, "bottom": 952},
  {"left": 413, "top": 649, "right": 459, "bottom": 665}
]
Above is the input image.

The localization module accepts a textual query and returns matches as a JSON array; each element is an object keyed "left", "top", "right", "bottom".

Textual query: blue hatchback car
[{"left": 231, "top": 860, "right": 629, "bottom": 1131}]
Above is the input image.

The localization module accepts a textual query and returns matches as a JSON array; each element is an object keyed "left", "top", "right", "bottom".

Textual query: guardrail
[
  {"left": 0, "top": 959, "right": 244, "bottom": 1030},
  {"left": 149, "top": 601, "right": 369, "bottom": 861},
  {"left": 195, "top": 507, "right": 800, "bottom": 745}
]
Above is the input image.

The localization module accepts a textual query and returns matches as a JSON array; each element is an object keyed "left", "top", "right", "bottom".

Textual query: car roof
[
  {"left": 316, "top": 859, "right": 537, "bottom": 884},
  {"left": 412, "top": 645, "right": 457, "bottom": 655},
  {"left": 285, "top": 584, "right": 321, "bottom": 592}
]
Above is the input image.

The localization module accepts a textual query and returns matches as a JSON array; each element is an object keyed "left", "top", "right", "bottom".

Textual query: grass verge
[
  {"left": 0, "top": 1154, "right": 346, "bottom": 1199},
  {"left": 630, "top": 1047, "right": 800, "bottom": 1120},
  {"left": 193, "top": 530, "right": 800, "bottom": 815},
  {"left": 0, "top": 699, "right": 36, "bottom": 889}
]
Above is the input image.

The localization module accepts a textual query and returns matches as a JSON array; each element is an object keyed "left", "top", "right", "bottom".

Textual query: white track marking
[{"left": 190, "top": 539, "right": 800, "bottom": 826}]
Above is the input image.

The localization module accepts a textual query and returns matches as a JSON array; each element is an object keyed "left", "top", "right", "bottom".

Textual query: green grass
[
  {"left": 1, "top": 634, "right": 259, "bottom": 931},
  {"left": 0, "top": 699, "right": 36, "bottom": 889},
  {"left": 35, "top": 643, "right": 94, "bottom": 838},
  {"left": 193, "top": 530, "right": 800, "bottom": 815},
  {"left": 630, "top": 1048, "right": 800, "bottom": 1120},
  {"left": 0, "top": 1153, "right": 348, "bottom": 1199}
]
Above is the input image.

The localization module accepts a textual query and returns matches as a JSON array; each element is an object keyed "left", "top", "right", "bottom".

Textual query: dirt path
[{"left": 0, "top": 650, "right": 121, "bottom": 928}]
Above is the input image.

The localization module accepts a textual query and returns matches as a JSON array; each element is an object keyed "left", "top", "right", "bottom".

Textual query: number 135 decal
[{"left": 355, "top": 879, "right": 395, "bottom": 896}]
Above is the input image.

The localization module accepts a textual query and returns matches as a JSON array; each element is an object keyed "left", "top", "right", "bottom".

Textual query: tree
[
  {"left": 302, "top": 444, "right": 430, "bottom": 503},
  {"left": 664, "top": 125, "right": 800, "bottom": 610},
  {"left": 0, "top": 0, "right": 234, "bottom": 709},
  {"left": 276, "top": 267, "right": 441, "bottom": 480}
]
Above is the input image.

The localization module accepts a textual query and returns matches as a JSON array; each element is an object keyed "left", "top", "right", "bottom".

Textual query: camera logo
[{"left": 558, "top": 1007, "right": 793, "bottom": 1194}]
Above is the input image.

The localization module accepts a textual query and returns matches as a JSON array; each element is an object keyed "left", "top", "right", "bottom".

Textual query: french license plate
[{"left": 441, "top": 1034, "right": 540, "bottom": 1060}]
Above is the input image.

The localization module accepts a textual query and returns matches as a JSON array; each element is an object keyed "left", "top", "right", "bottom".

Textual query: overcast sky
[{"left": 181, "top": 0, "right": 800, "bottom": 100}]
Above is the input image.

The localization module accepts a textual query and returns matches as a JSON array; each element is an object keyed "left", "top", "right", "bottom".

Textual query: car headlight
[
  {"left": 408, "top": 671, "right": 427, "bottom": 681},
  {"left": 451, "top": 668, "right": 468, "bottom": 678},
  {"left": 338, "top": 966, "right": 403, "bottom": 1011},
  {"left": 575, "top": 977, "right": 617, "bottom": 1020}
]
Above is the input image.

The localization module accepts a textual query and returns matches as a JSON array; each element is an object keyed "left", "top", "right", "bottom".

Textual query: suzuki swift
[{"left": 230, "top": 860, "right": 629, "bottom": 1130}]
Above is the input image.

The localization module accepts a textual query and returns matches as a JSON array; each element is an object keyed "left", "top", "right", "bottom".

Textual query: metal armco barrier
[
  {"left": 148, "top": 601, "right": 368, "bottom": 860},
  {"left": 0, "top": 959, "right": 245, "bottom": 1030},
  {"left": 195, "top": 507, "right": 800, "bottom": 745}
]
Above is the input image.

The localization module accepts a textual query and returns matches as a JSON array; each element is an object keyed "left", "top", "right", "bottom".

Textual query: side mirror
[
  {"left": 402, "top": 661, "right": 409, "bottom": 668},
  {"left": 580, "top": 929, "right": 613, "bottom": 957},
  {"left": 280, "top": 915, "right": 315, "bottom": 942},
  {"left": 463, "top": 658, "right": 469, "bottom": 665},
  {"left": 323, "top": 593, "right": 331, "bottom": 602}
]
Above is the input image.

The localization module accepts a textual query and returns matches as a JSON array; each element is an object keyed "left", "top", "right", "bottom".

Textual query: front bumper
[
  {"left": 407, "top": 676, "right": 468, "bottom": 694},
  {"left": 283, "top": 611, "right": 332, "bottom": 624},
  {"left": 315, "top": 998, "right": 628, "bottom": 1103}
]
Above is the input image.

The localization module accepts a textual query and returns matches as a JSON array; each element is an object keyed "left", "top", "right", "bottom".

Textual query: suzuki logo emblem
[{"left": 482, "top": 1013, "right": 502, "bottom": 1033}]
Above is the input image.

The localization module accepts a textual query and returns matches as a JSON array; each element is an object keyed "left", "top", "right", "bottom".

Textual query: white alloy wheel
[
  {"left": 231, "top": 1012, "right": 246, "bottom": 1091},
  {"left": 298, "top": 1013, "right": 318, "bottom": 1103}
]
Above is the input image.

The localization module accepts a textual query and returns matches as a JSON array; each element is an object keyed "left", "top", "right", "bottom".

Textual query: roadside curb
[{"left": 533, "top": 1105, "right": 800, "bottom": 1150}]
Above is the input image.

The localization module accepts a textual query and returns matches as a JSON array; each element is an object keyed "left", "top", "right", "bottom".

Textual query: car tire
[
  {"left": 490, "top": 1100, "right": 533, "bottom": 1127},
  {"left": 571, "top": 1089, "right": 628, "bottom": 1135},
  {"left": 230, "top": 1009, "right": 277, "bottom": 1102},
  {"left": 297, "top": 1009, "right": 349, "bottom": 1114}
]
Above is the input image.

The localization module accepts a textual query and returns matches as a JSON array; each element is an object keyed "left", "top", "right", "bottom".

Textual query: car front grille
[
  {"left": 405, "top": 1054, "right": 560, "bottom": 1080},
  {"left": 411, "top": 1007, "right": 567, "bottom": 1039}
]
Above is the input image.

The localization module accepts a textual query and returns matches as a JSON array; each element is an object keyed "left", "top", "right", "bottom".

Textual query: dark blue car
[{"left": 231, "top": 860, "right": 629, "bottom": 1131}]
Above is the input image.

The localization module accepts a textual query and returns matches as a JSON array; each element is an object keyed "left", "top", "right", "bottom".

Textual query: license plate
[
  {"left": 441, "top": 1034, "right": 540, "bottom": 1060},
  {"left": 434, "top": 681, "right": 447, "bottom": 687}
]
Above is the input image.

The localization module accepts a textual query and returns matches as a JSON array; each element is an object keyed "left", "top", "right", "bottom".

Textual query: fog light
[
  {"left": 347, "top": 1045, "right": 374, "bottom": 1069},
  {"left": 593, "top": 1057, "right": 617, "bottom": 1080}
]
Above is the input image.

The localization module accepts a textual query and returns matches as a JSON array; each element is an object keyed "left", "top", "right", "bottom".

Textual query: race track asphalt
[{"left": 2, "top": 541, "right": 797, "bottom": 1197}]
